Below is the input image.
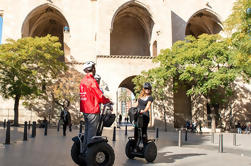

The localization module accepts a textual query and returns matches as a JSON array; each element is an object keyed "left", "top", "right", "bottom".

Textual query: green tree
[
  {"left": 23, "top": 67, "right": 84, "bottom": 124},
  {"left": 134, "top": 34, "right": 249, "bottom": 131},
  {"left": 0, "top": 35, "right": 67, "bottom": 126},
  {"left": 224, "top": 0, "right": 251, "bottom": 76},
  {"left": 224, "top": 0, "right": 250, "bottom": 34},
  {"left": 133, "top": 67, "right": 173, "bottom": 131}
]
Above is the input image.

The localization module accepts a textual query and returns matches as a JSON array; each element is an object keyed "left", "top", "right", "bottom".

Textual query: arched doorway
[
  {"left": 185, "top": 9, "right": 222, "bottom": 38},
  {"left": 22, "top": 4, "right": 70, "bottom": 61},
  {"left": 174, "top": 9, "right": 223, "bottom": 128},
  {"left": 110, "top": 2, "right": 154, "bottom": 56},
  {"left": 117, "top": 75, "right": 137, "bottom": 118}
]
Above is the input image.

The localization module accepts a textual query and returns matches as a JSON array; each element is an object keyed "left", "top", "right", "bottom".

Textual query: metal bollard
[
  {"left": 178, "top": 130, "right": 182, "bottom": 147},
  {"left": 3, "top": 119, "right": 6, "bottom": 129},
  {"left": 185, "top": 129, "right": 188, "bottom": 141},
  {"left": 218, "top": 134, "right": 223, "bottom": 153},
  {"left": 31, "top": 121, "right": 36, "bottom": 138},
  {"left": 44, "top": 121, "right": 47, "bottom": 136},
  {"left": 112, "top": 126, "right": 116, "bottom": 141},
  {"left": 57, "top": 120, "right": 60, "bottom": 132},
  {"left": 125, "top": 124, "right": 127, "bottom": 136},
  {"left": 34, "top": 122, "right": 36, "bottom": 137},
  {"left": 23, "top": 121, "right": 28, "bottom": 141},
  {"left": 5, "top": 121, "right": 10, "bottom": 144},
  {"left": 233, "top": 133, "right": 236, "bottom": 146},
  {"left": 156, "top": 128, "right": 159, "bottom": 139},
  {"left": 79, "top": 121, "right": 83, "bottom": 134},
  {"left": 211, "top": 132, "right": 214, "bottom": 144},
  {"left": 28, "top": 121, "right": 31, "bottom": 130}
]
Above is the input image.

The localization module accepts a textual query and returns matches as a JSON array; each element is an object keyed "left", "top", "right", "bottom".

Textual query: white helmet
[{"left": 83, "top": 61, "right": 95, "bottom": 72}]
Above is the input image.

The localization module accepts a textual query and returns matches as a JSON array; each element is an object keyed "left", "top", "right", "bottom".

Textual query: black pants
[
  {"left": 134, "top": 115, "right": 149, "bottom": 144},
  {"left": 63, "top": 122, "right": 69, "bottom": 136}
]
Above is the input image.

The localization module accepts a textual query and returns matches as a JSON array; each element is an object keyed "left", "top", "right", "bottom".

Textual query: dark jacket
[{"left": 60, "top": 109, "right": 71, "bottom": 125}]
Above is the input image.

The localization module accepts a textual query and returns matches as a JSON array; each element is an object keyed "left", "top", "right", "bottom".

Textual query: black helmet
[
  {"left": 94, "top": 74, "right": 101, "bottom": 82},
  {"left": 143, "top": 82, "right": 152, "bottom": 90}
]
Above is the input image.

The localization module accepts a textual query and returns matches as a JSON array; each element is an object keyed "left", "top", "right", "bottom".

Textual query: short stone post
[
  {"left": 23, "top": 121, "right": 28, "bottom": 141},
  {"left": 28, "top": 121, "right": 31, "bottom": 130},
  {"left": 178, "top": 130, "right": 182, "bottom": 147},
  {"left": 112, "top": 126, "right": 116, "bottom": 141},
  {"left": 125, "top": 124, "right": 127, "bottom": 136},
  {"left": 233, "top": 133, "right": 236, "bottom": 146},
  {"left": 156, "top": 128, "right": 159, "bottom": 139},
  {"left": 5, "top": 121, "right": 10, "bottom": 144},
  {"left": 185, "top": 129, "right": 188, "bottom": 141},
  {"left": 218, "top": 134, "right": 223, "bottom": 153},
  {"left": 31, "top": 121, "right": 36, "bottom": 138},
  {"left": 44, "top": 121, "right": 48, "bottom": 136}
]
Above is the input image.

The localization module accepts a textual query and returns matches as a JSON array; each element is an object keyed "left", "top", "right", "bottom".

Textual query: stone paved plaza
[{"left": 0, "top": 126, "right": 251, "bottom": 166}]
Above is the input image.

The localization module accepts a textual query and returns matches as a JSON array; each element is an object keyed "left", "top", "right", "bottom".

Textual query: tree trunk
[
  {"left": 210, "top": 105, "right": 217, "bottom": 133},
  {"left": 164, "top": 109, "right": 167, "bottom": 132},
  {"left": 51, "top": 92, "right": 56, "bottom": 124},
  {"left": 211, "top": 113, "right": 216, "bottom": 132},
  {"left": 14, "top": 94, "right": 21, "bottom": 126}
]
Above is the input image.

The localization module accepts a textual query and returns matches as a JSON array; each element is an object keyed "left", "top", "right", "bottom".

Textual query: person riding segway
[
  {"left": 71, "top": 61, "right": 115, "bottom": 166},
  {"left": 126, "top": 82, "right": 157, "bottom": 162}
]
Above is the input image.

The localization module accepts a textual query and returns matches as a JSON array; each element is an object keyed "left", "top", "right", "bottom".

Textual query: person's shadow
[{"left": 122, "top": 151, "right": 206, "bottom": 165}]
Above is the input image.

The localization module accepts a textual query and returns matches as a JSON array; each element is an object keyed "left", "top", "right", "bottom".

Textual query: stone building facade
[{"left": 1, "top": 0, "right": 249, "bottom": 129}]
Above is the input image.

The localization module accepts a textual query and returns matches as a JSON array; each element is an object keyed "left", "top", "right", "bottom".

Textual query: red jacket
[{"left": 80, "top": 73, "right": 110, "bottom": 114}]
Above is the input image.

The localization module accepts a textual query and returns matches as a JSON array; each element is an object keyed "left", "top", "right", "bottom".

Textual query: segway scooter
[
  {"left": 125, "top": 107, "right": 157, "bottom": 162},
  {"left": 71, "top": 103, "right": 115, "bottom": 166}
]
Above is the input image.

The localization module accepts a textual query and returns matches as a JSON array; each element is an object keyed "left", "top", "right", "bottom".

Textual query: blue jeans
[
  {"left": 83, "top": 113, "right": 100, "bottom": 154},
  {"left": 237, "top": 128, "right": 242, "bottom": 134}
]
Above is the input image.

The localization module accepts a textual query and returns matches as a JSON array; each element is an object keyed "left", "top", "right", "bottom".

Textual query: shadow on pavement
[
  {"left": 157, "top": 152, "right": 207, "bottom": 163},
  {"left": 121, "top": 152, "right": 206, "bottom": 166}
]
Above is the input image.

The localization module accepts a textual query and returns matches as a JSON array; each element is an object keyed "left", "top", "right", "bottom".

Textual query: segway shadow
[
  {"left": 125, "top": 107, "right": 157, "bottom": 162},
  {"left": 71, "top": 103, "right": 115, "bottom": 166}
]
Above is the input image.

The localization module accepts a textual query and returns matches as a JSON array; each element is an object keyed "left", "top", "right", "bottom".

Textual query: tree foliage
[
  {"left": 23, "top": 67, "right": 84, "bottom": 124},
  {"left": 0, "top": 35, "right": 67, "bottom": 125},
  {"left": 224, "top": 0, "right": 251, "bottom": 76},
  {"left": 224, "top": 0, "right": 250, "bottom": 34}
]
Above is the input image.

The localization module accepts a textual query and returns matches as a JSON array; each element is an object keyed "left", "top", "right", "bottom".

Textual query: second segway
[{"left": 125, "top": 107, "right": 157, "bottom": 162}]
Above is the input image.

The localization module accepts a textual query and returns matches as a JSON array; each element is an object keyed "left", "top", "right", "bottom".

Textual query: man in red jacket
[{"left": 80, "top": 61, "right": 111, "bottom": 155}]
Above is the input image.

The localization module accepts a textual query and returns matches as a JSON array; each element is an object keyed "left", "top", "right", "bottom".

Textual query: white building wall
[{"left": 0, "top": 0, "right": 238, "bottom": 124}]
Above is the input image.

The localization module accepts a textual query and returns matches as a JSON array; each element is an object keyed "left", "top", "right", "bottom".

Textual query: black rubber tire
[
  {"left": 86, "top": 142, "right": 115, "bottom": 166},
  {"left": 125, "top": 140, "right": 135, "bottom": 159},
  {"left": 144, "top": 142, "right": 157, "bottom": 162},
  {"left": 71, "top": 141, "right": 86, "bottom": 166}
]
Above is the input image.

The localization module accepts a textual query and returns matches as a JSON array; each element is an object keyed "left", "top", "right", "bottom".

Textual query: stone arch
[
  {"left": 118, "top": 75, "right": 137, "bottom": 95},
  {"left": 110, "top": 1, "right": 154, "bottom": 56},
  {"left": 185, "top": 9, "right": 223, "bottom": 38},
  {"left": 174, "top": 9, "right": 223, "bottom": 128},
  {"left": 21, "top": 3, "right": 70, "bottom": 61}
]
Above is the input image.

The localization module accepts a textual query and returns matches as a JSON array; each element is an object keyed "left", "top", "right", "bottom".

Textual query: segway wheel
[
  {"left": 144, "top": 142, "right": 157, "bottom": 162},
  {"left": 71, "top": 140, "right": 86, "bottom": 166},
  {"left": 125, "top": 140, "right": 135, "bottom": 159},
  {"left": 86, "top": 142, "right": 115, "bottom": 166}
]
